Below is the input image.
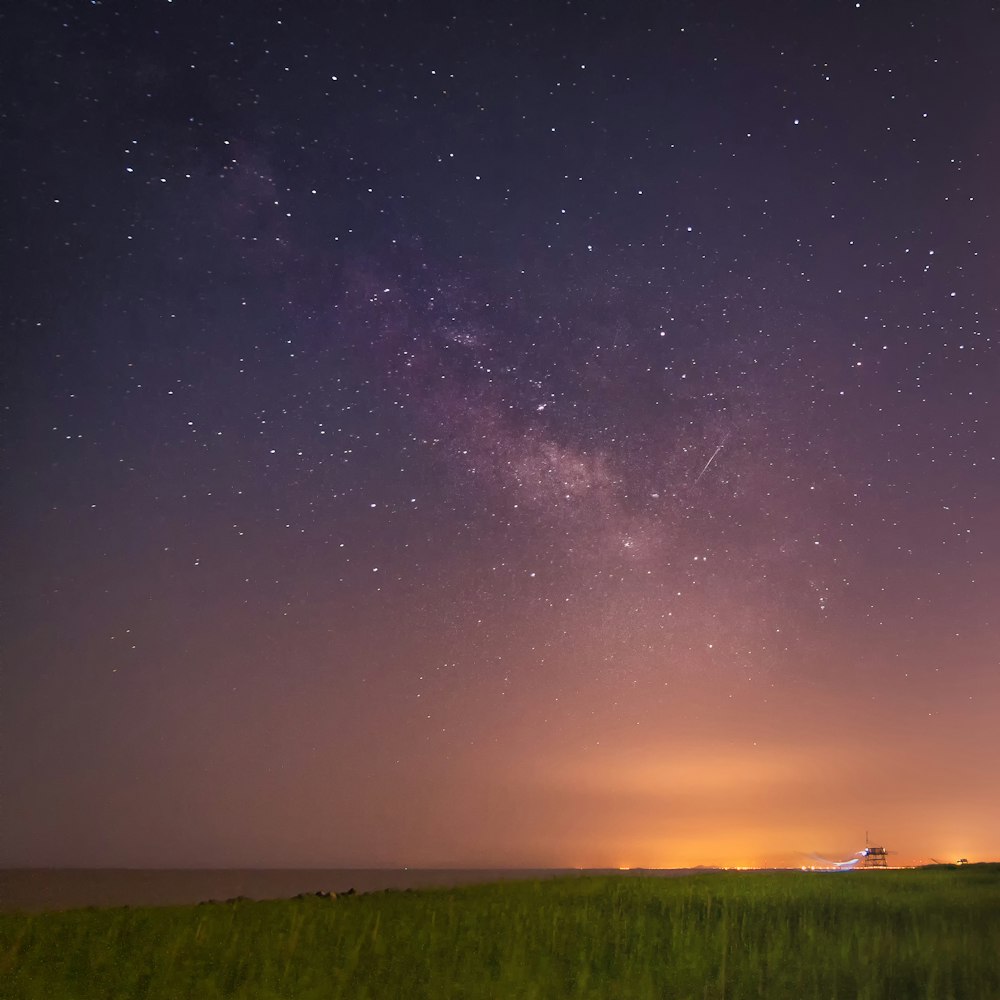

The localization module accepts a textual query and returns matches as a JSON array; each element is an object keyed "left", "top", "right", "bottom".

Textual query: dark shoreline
[{"left": 0, "top": 867, "right": 724, "bottom": 914}]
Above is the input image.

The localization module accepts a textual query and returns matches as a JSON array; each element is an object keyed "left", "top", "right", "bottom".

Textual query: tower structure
[
  {"left": 860, "top": 845, "right": 888, "bottom": 867},
  {"left": 860, "top": 832, "right": 889, "bottom": 868}
]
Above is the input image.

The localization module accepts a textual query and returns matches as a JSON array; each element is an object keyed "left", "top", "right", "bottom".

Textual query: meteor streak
[{"left": 693, "top": 434, "right": 729, "bottom": 484}]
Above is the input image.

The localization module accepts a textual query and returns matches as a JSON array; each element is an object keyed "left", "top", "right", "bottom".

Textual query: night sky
[{"left": 3, "top": 1, "right": 999, "bottom": 871}]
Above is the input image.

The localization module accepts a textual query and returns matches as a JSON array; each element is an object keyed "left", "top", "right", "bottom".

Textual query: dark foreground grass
[{"left": 2, "top": 865, "right": 999, "bottom": 999}]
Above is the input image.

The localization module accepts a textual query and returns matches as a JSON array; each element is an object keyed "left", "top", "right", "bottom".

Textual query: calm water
[{"left": 0, "top": 868, "right": 709, "bottom": 913}]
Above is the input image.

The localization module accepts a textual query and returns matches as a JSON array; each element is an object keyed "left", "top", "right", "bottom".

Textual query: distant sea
[{"left": 0, "top": 868, "right": 713, "bottom": 913}]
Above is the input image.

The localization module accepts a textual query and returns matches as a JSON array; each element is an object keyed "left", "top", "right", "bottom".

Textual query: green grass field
[{"left": 2, "top": 865, "right": 998, "bottom": 999}]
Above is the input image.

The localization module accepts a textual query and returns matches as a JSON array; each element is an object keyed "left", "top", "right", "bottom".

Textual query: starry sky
[{"left": 3, "top": 0, "right": 999, "bottom": 870}]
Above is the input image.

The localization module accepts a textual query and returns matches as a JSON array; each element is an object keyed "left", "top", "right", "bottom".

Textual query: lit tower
[{"left": 860, "top": 832, "right": 889, "bottom": 868}]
